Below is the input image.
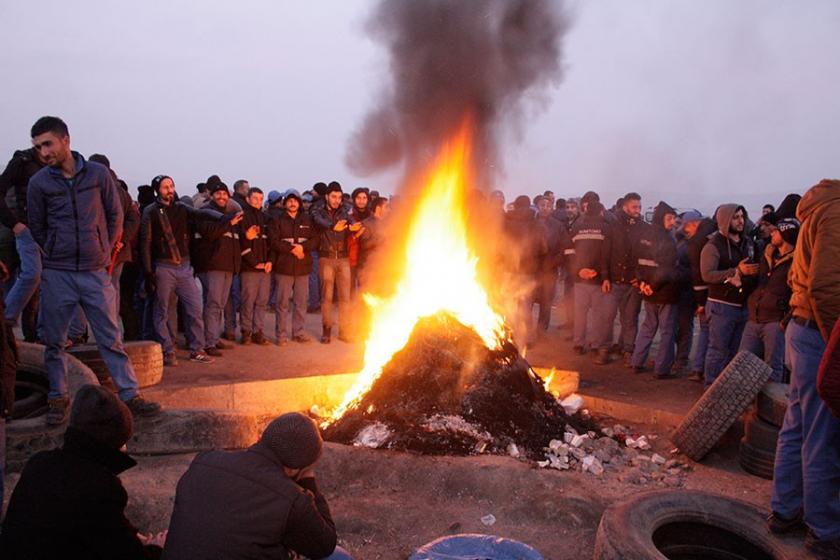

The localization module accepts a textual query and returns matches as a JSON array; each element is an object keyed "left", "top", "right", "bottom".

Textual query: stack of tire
[
  {"left": 739, "top": 382, "right": 788, "bottom": 480},
  {"left": 67, "top": 341, "right": 164, "bottom": 391}
]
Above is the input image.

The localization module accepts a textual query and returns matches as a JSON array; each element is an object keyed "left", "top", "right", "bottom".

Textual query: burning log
[{"left": 322, "top": 313, "right": 596, "bottom": 457}]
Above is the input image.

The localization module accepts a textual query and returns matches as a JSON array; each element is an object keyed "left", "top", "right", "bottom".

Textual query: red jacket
[{"left": 818, "top": 318, "right": 840, "bottom": 419}]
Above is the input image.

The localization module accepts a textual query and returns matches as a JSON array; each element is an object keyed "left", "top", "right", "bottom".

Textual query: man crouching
[{"left": 163, "top": 412, "right": 351, "bottom": 559}]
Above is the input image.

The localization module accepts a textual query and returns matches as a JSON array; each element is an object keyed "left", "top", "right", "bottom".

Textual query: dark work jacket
[
  {"left": 688, "top": 219, "right": 718, "bottom": 307},
  {"left": 114, "top": 186, "right": 140, "bottom": 266},
  {"left": 503, "top": 207, "right": 546, "bottom": 276},
  {"left": 239, "top": 204, "right": 274, "bottom": 273},
  {"left": 271, "top": 211, "right": 319, "bottom": 276},
  {"left": 0, "top": 148, "right": 44, "bottom": 228},
  {"left": 358, "top": 216, "right": 387, "bottom": 271},
  {"left": 163, "top": 444, "right": 337, "bottom": 560},
  {"left": 0, "top": 428, "right": 159, "bottom": 560},
  {"left": 27, "top": 153, "right": 123, "bottom": 272},
  {"left": 193, "top": 201, "right": 241, "bottom": 274},
  {"left": 568, "top": 212, "right": 611, "bottom": 284},
  {"left": 140, "top": 200, "right": 226, "bottom": 275},
  {"left": 746, "top": 245, "right": 794, "bottom": 323},
  {"left": 312, "top": 204, "right": 354, "bottom": 258},
  {"left": 536, "top": 214, "right": 571, "bottom": 274},
  {"left": 703, "top": 232, "right": 757, "bottom": 306},
  {"left": 634, "top": 222, "right": 681, "bottom": 305},
  {"left": 609, "top": 210, "right": 644, "bottom": 284}
]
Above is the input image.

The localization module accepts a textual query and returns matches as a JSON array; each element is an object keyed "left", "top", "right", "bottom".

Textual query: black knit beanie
[
  {"left": 69, "top": 384, "right": 133, "bottom": 449},
  {"left": 776, "top": 218, "right": 800, "bottom": 246},
  {"left": 258, "top": 412, "right": 323, "bottom": 469},
  {"left": 151, "top": 175, "right": 172, "bottom": 192}
]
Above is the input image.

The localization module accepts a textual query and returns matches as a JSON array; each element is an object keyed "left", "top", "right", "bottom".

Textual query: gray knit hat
[
  {"left": 69, "top": 384, "right": 134, "bottom": 449},
  {"left": 259, "top": 412, "right": 323, "bottom": 469}
]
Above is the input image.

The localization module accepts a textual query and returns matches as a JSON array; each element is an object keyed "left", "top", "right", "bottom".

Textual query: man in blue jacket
[{"left": 26, "top": 116, "right": 160, "bottom": 424}]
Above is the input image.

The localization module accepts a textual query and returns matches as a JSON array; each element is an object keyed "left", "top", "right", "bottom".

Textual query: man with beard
[
  {"left": 602, "top": 192, "right": 644, "bottom": 366},
  {"left": 700, "top": 204, "right": 759, "bottom": 387},
  {"left": 141, "top": 175, "right": 235, "bottom": 366},
  {"left": 534, "top": 195, "right": 570, "bottom": 332},
  {"left": 630, "top": 202, "right": 682, "bottom": 379},
  {"left": 27, "top": 116, "right": 159, "bottom": 424},
  {"left": 239, "top": 187, "right": 273, "bottom": 346},
  {"left": 738, "top": 218, "right": 798, "bottom": 381},
  {"left": 348, "top": 187, "right": 370, "bottom": 296},
  {"left": 272, "top": 189, "right": 319, "bottom": 344},
  {"left": 312, "top": 182, "right": 359, "bottom": 343}
]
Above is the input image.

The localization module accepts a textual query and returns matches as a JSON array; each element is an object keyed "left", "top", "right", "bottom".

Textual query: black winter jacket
[
  {"left": 312, "top": 204, "right": 354, "bottom": 258},
  {"left": 140, "top": 200, "right": 226, "bottom": 275},
  {"left": 271, "top": 210, "right": 319, "bottom": 276},
  {"left": 687, "top": 218, "right": 718, "bottom": 307},
  {"left": 192, "top": 201, "right": 242, "bottom": 274},
  {"left": 504, "top": 207, "right": 546, "bottom": 276},
  {"left": 746, "top": 245, "right": 794, "bottom": 323},
  {"left": 240, "top": 204, "right": 274, "bottom": 273},
  {"left": 609, "top": 210, "right": 644, "bottom": 284},
  {"left": 0, "top": 148, "right": 43, "bottom": 229},
  {"left": 568, "top": 210, "right": 611, "bottom": 284},
  {"left": 634, "top": 202, "right": 682, "bottom": 305},
  {"left": 536, "top": 214, "right": 571, "bottom": 273},
  {"left": 163, "top": 444, "right": 337, "bottom": 560},
  {"left": 114, "top": 185, "right": 140, "bottom": 266},
  {"left": 0, "top": 428, "right": 159, "bottom": 559},
  {"left": 27, "top": 153, "right": 123, "bottom": 272}
]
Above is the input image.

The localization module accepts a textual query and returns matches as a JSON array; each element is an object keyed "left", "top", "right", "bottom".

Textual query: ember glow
[{"left": 327, "top": 122, "right": 509, "bottom": 423}]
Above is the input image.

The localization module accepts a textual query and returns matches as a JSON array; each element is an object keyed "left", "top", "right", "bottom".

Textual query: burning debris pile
[{"left": 323, "top": 313, "right": 597, "bottom": 457}]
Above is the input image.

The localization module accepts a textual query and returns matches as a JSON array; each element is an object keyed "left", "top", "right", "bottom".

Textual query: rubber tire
[
  {"left": 743, "top": 409, "right": 780, "bottom": 454},
  {"left": 756, "top": 381, "right": 788, "bottom": 428},
  {"left": 593, "top": 489, "right": 799, "bottom": 559},
  {"left": 68, "top": 341, "right": 163, "bottom": 389},
  {"left": 739, "top": 439, "right": 775, "bottom": 480},
  {"left": 671, "top": 351, "right": 772, "bottom": 461}
]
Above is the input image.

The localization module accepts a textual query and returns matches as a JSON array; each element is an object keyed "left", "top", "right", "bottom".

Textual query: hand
[
  {"left": 729, "top": 271, "right": 743, "bottom": 288},
  {"left": 737, "top": 258, "right": 759, "bottom": 276},
  {"left": 255, "top": 263, "right": 265, "bottom": 270},
  {"left": 230, "top": 212, "right": 244, "bottom": 226},
  {"left": 138, "top": 530, "right": 167, "bottom": 548},
  {"left": 0, "top": 260, "right": 9, "bottom": 283},
  {"left": 264, "top": 261, "right": 273, "bottom": 274},
  {"left": 12, "top": 223, "right": 27, "bottom": 236},
  {"left": 602, "top": 279, "right": 611, "bottom": 294},
  {"left": 639, "top": 282, "right": 653, "bottom": 297},
  {"left": 297, "top": 465, "right": 316, "bottom": 480},
  {"left": 348, "top": 222, "right": 362, "bottom": 232},
  {"left": 578, "top": 268, "right": 597, "bottom": 280},
  {"left": 333, "top": 219, "right": 348, "bottom": 232},
  {"left": 696, "top": 306, "right": 705, "bottom": 317},
  {"left": 291, "top": 244, "right": 305, "bottom": 260},
  {"left": 114, "top": 241, "right": 124, "bottom": 253},
  {"left": 245, "top": 225, "right": 259, "bottom": 240}
]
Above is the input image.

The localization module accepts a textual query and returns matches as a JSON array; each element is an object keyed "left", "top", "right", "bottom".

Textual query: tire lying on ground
[
  {"left": 593, "top": 489, "right": 802, "bottom": 560},
  {"left": 68, "top": 341, "right": 163, "bottom": 389},
  {"left": 671, "top": 351, "right": 772, "bottom": 461},
  {"left": 756, "top": 381, "right": 788, "bottom": 428},
  {"left": 743, "top": 409, "right": 781, "bottom": 453},
  {"left": 739, "top": 439, "right": 776, "bottom": 480}
]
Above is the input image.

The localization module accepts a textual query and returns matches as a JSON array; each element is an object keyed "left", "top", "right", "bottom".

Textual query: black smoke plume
[{"left": 346, "top": 0, "right": 570, "bottom": 184}]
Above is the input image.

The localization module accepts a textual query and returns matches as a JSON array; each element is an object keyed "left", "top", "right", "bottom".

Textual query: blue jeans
[
  {"left": 41, "top": 268, "right": 139, "bottom": 400},
  {"left": 306, "top": 546, "right": 353, "bottom": 560},
  {"left": 675, "top": 289, "right": 695, "bottom": 364},
  {"left": 154, "top": 262, "right": 205, "bottom": 353},
  {"left": 199, "top": 270, "right": 233, "bottom": 344},
  {"left": 308, "top": 251, "right": 321, "bottom": 310},
  {"left": 4, "top": 228, "right": 41, "bottom": 330},
  {"left": 690, "top": 309, "right": 710, "bottom": 373},
  {"left": 771, "top": 320, "right": 840, "bottom": 540},
  {"left": 703, "top": 300, "right": 747, "bottom": 388},
  {"left": 240, "top": 271, "right": 270, "bottom": 334},
  {"left": 631, "top": 301, "right": 678, "bottom": 376},
  {"left": 573, "top": 282, "right": 611, "bottom": 350},
  {"left": 739, "top": 320, "right": 785, "bottom": 382},
  {"left": 605, "top": 282, "right": 642, "bottom": 353}
]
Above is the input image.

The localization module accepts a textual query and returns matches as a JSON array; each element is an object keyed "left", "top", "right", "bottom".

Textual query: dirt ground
[{"left": 4, "top": 303, "right": 785, "bottom": 558}]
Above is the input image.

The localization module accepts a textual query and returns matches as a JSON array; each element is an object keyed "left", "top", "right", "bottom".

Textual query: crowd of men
[{"left": 0, "top": 116, "right": 837, "bottom": 557}]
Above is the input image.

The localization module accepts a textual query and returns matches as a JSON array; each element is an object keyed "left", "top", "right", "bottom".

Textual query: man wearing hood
[
  {"left": 768, "top": 180, "right": 840, "bottom": 557},
  {"left": 699, "top": 203, "right": 759, "bottom": 387},
  {"left": 738, "top": 218, "right": 798, "bottom": 381},
  {"left": 272, "top": 189, "right": 319, "bottom": 344},
  {"left": 629, "top": 202, "right": 682, "bottom": 379}
]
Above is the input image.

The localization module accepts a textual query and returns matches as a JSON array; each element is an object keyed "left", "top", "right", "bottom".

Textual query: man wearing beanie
[
  {"left": 738, "top": 218, "right": 798, "bottom": 381},
  {"left": 164, "top": 412, "right": 351, "bottom": 559},
  {"left": 1, "top": 385, "right": 163, "bottom": 558},
  {"left": 769, "top": 180, "right": 840, "bottom": 557}
]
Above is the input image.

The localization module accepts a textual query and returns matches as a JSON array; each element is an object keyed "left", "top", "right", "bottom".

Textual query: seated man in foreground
[{"left": 163, "top": 412, "right": 351, "bottom": 559}]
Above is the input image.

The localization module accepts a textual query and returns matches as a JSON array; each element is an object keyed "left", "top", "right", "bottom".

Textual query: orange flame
[{"left": 327, "top": 122, "right": 508, "bottom": 423}]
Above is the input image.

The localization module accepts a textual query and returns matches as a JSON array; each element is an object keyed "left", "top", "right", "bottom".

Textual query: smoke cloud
[{"left": 346, "top": 0, "right": 570, "bottom": 184}]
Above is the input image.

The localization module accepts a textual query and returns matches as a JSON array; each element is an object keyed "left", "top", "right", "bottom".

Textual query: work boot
[
  {"left": 252, "top": 331, "right": 270, "bottom": 346},
  {"left": 766, "top": 510, "right": 806, "bottom": 535},
  {"left": 805, "top": 529, "right": 840, "bottom": 559},
  {"left": 205, "top": 346, "right": 222, "bottom": 357},
  {"left": 687, "top": 371, "right": 704, "bottom": 383},
  {"left": 276, "top": 336, "right": 288, "bottom": 346},
  {"left": 215, "top": 340, "right": 233, "bottom": 350},
  {"left": 609, "top": 343, "right": 622, "bottom": 356},
  {"left": 293, "top": 332, "right": 312, "bottom": 343},
  {"left": 125, "top": 396, "right": 162, "bottom": 417},
  {"left": 594, "top": 348, "right": 610, "bottom": 365},
  {"left": 623, "top": 352, "right": 633, "bottom": 368},
  {"left": 222, "top": 330, "right": 236, "bottom": 341},
  {"left": 240, "top": 331, "right": 252, "bottom": 345},
  {"left": 163, "top": 352, "right": 179, "bottom": 367},
  {"left": 46, "top": 396, "right": 70, "bottom": 426},
  {"left": 321, "top": 326, "right": 331, "bottom": 344}
]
